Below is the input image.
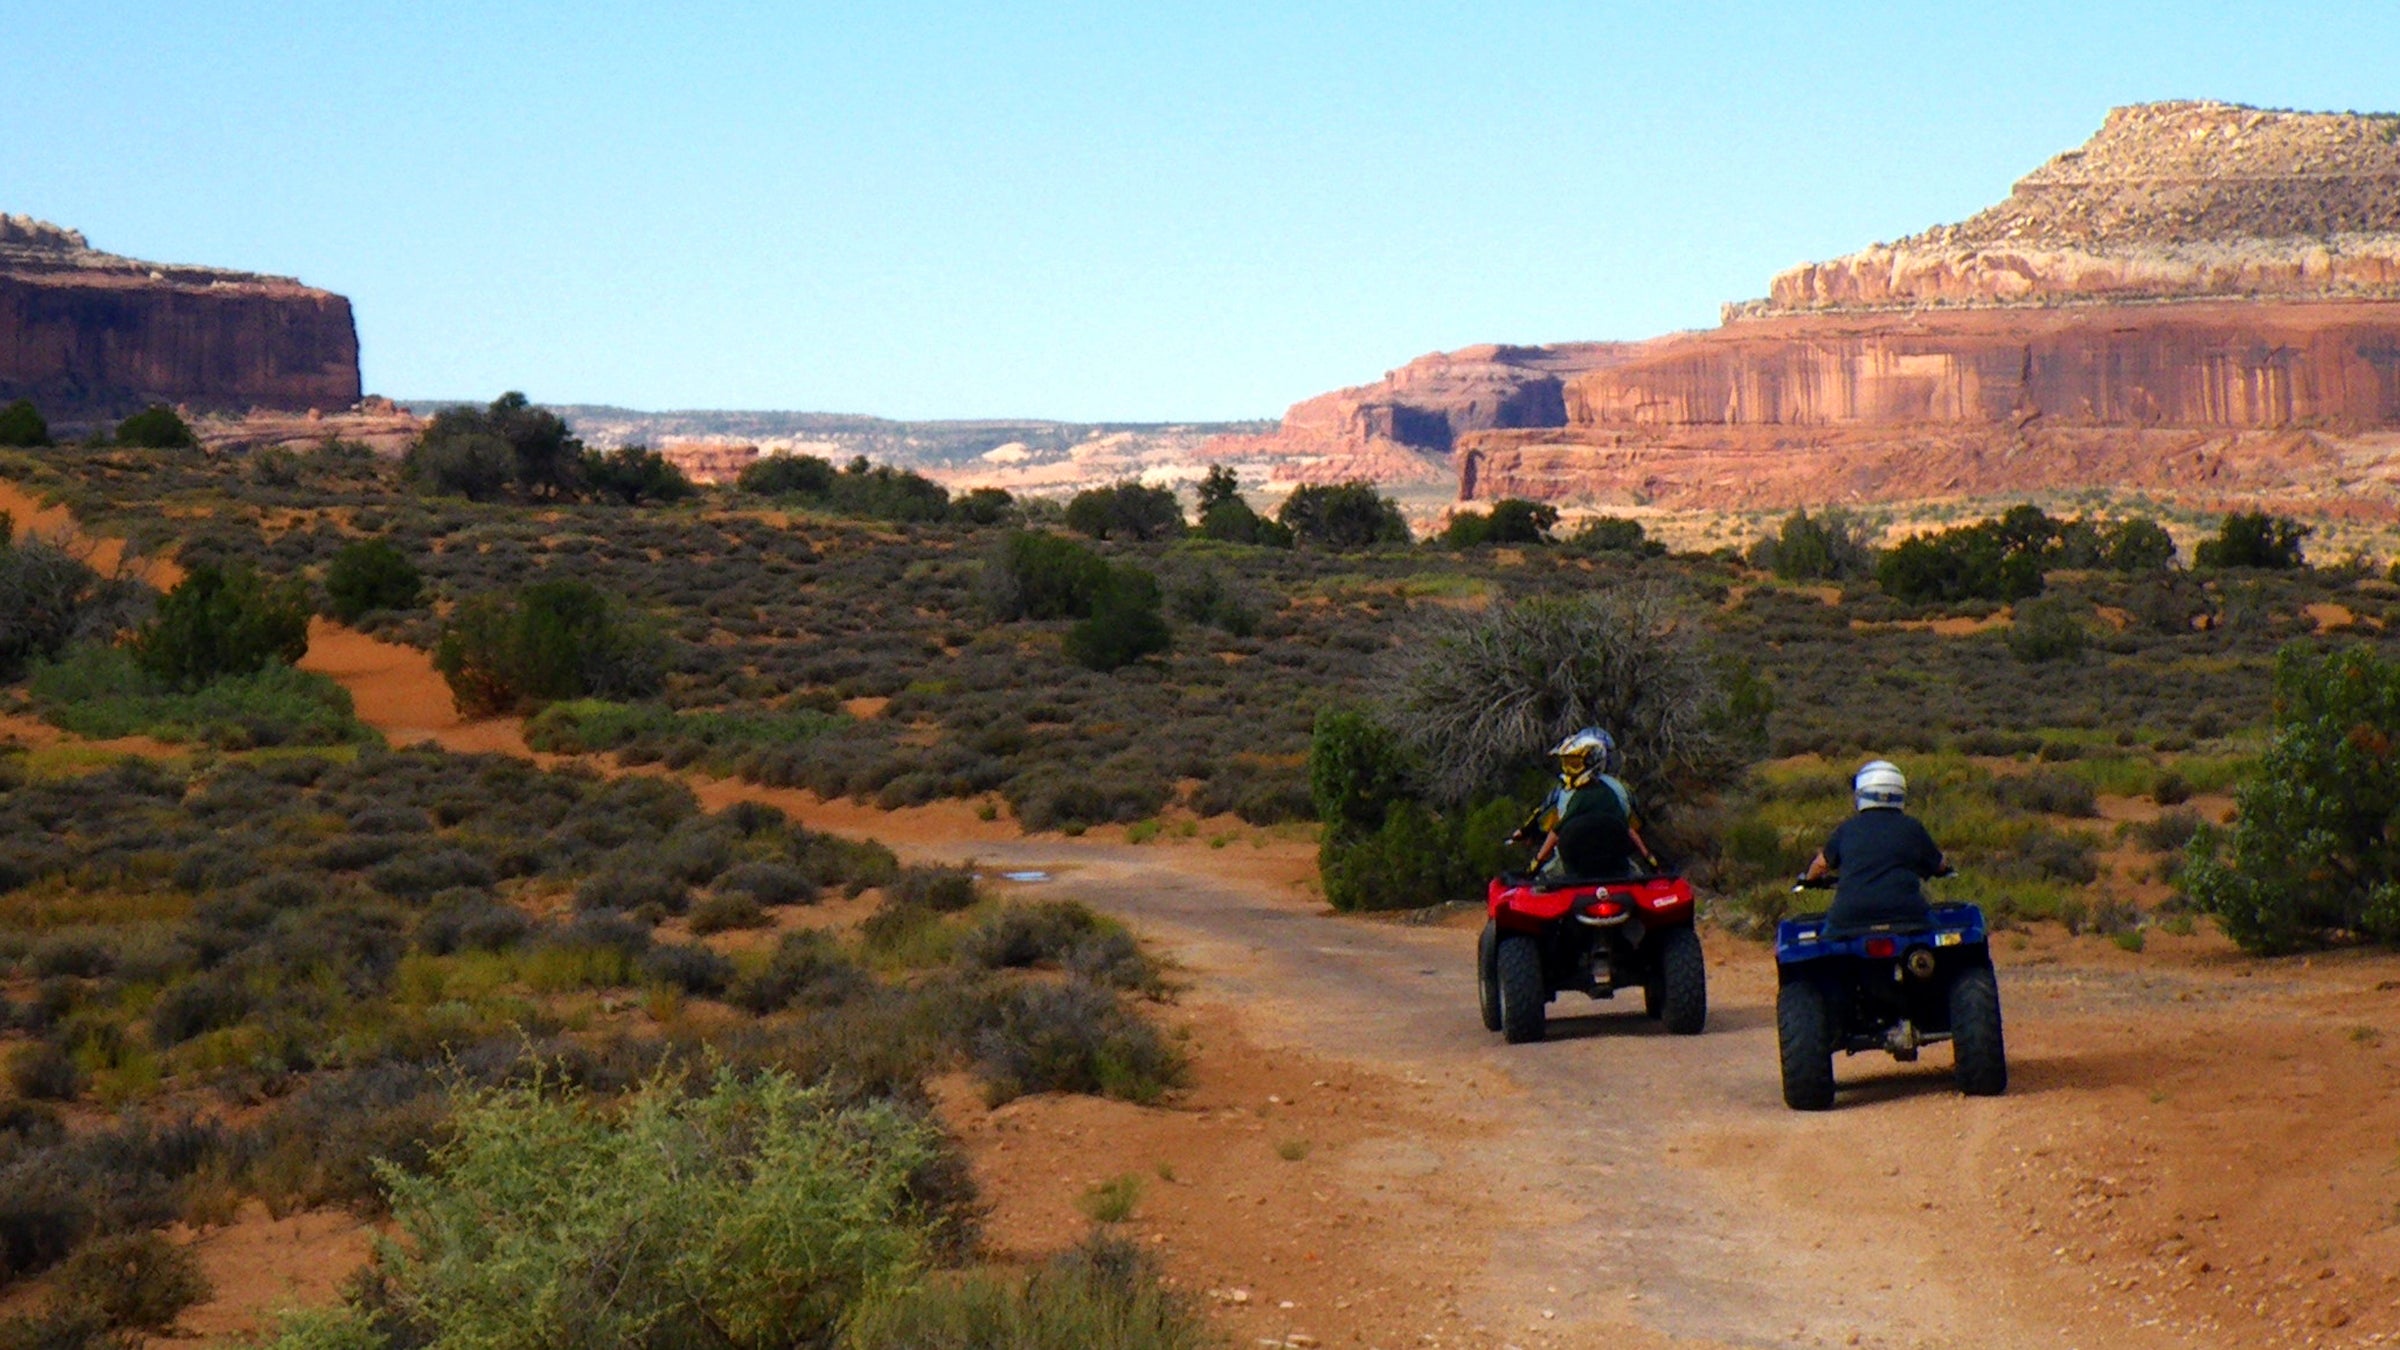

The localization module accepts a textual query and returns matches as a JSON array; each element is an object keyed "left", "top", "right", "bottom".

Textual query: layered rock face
[
  {"left": 0, "top": 214, "right": 360, "bottom": 415},
  {"left": 1204, "top": 342, "right": 1631, "bottom": 484},
  {"left": 1452, "top": 102, "right": 2400, "bottom": 516},
  {"left": 1751, "top": 102, "right": 2400, "bottom": 314}
]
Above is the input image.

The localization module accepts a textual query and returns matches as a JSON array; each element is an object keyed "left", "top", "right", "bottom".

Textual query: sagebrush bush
[
  {"left": 848, "top": 1232, "right": 1211, "bottom": 1350},
  {"left": 323, "top": 538, "right": 423, "bottom": 621},
  {"left": 51, "top": 1231, "right": 211, "bottom": 1332},
  {"left": 268, "top": 1071, "right": 939, "bottom": 1350},
  {"left": 970, "top": 979, "right": 1184, "bottom": 1105}
]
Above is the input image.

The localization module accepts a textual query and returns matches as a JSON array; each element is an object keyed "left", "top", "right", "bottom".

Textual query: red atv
[{"left": 1477, "top": 872, "right": 1706, "bottom": 1043}]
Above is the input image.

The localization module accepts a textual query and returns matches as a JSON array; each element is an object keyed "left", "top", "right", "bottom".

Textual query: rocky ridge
[
  {"left": 0, "top": 213, "right": 360, "bottom": 416},
  {"left": 1749, "top": 102, "right": 2400, "bottom": 314}
]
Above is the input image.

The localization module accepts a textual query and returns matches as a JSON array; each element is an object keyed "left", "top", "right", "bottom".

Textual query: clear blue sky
[{"left": 6, "top": 2, "right": 2396, "bottom": 420}]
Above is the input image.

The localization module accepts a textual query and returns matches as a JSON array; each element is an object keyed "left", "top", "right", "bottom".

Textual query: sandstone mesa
[
  {"left": 1220, "top": 101, "right": 2400, "bottom": 518},
  {"left": 0, "top": 213, "right": 360, "bottom": 418}
]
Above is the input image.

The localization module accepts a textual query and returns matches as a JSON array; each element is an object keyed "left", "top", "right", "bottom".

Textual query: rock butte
[
  {"left": 0, "top": 213, "right": 360, "bottom": 416},
  {"left": 1217, "top": 101, "right": 2400, "bottom": 516}
]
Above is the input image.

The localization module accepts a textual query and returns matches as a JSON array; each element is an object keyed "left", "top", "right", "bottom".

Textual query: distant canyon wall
[{"left": 0, "top": 214, "right": 360, "bottom": 416}]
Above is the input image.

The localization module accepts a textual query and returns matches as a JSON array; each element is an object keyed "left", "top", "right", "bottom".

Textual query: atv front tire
[
  {"left": 1657, "top": 925, "right": 1708, "bottom": 1035},
  {"left": 1948, "top": 965, "right": 2008, "bottom": 1097},
  {"left": 1477, "top": 921, "right": 1502, "bottom": 1032},
  {"left": 1776, "top": 980, "right": 1836, "bottom": 1110},
  {"left": 1496, "top": 934, "right": 1547, "bottom": 1044}
]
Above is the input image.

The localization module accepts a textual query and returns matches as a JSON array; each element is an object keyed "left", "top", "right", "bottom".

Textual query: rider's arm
[
  {"left": 1803, "top": 850, "right": 1832, "bottom": 881},
  {"left": 1532, "top": 830, "right": 1559, "bottom": 868}
]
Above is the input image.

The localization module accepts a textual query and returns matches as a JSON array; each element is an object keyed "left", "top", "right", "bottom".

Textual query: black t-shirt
[{"left": 1821, "top": 810, "right": 1945, "bottom": 932}]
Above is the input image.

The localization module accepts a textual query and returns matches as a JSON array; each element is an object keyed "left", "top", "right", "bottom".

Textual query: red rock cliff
[
  {"left": 1454, "top": 102, "right": 2400, "bottom": 517},
  {"left": 0, "top": 215, "right": 360, "bottom": 415}
]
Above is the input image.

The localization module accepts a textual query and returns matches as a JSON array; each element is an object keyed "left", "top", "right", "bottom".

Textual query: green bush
[
  {"left": 0, "top": 533, "right": 146, "bottom": 681},
  {"left": 404, "top": 392, "right": 583, "bottom": 501},
  {"left": 1275, "top": 482, "right": 1409, "bottom": 551},
  {"left": 580, "top": 444, "right": 697, "bottom": 506},
  {"left": 30, "top": 644, "right": 366, "bottom": 748},
  {"left": 1562, "top": 516, "right": 1664, "bottom": 557},
  {"left": 1751, "top": 508, "right": 1874, "bottom": 580},
  {"left": 433, "top": 579, "right": 664, "bottom": 716},
  {"left": 1064, "top": 566, "right": 1170, "bottom": 671},
  {"left": 2195, "top": 511, "right": 2309, "bottom": 570},
  {"left": 849, "top": 1233, "right": 1211, "bottom": 1350},
  {"left": 323, "top": 539, "right": 423, "bottom": 621},
  {"left": 114, "top": 405, "right": 195, "bottom": 450},
  {"left": 970, "top": 980, "right": 1184, "bottom": 1105},
  {"left": 738, "top": 453, "right": 950, "bottom": 522},
  {"left": 268, "top": 1070, "right": 937, "bottom": 1350},
  {"left": 50, "top": 1231, "right": 211, "bottom": 1333},
  {"left": 1064, "top": 481, "right": 1184, "bottom": 542},
  {"left": 988, "top": 531, "right": 1110, "bottom": 621},
  {"left": 130, "top": 563, "right": 310, "bottom": 690},
  {"left": 2005, "top": 597, "right": 2090, "bottom": 664},
  {"left": 0, "top": 399, "right": 50, "bottom": 448},
  {"left": 1877, "top": 513, "right": 2046, "bottom": 604},
  {"left": 2185, "top": 643, "right": 2400, "bottom": 950}
]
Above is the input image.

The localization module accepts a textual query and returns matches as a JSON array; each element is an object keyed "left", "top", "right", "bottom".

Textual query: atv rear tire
[
  {"left": 1657, "top": 925, "right": 1707, "bottom": 1035},
  {"left": 1642, "top": 976, "right": 1663, "bottom": 1019},
  {"left": 1948, "top": 965, "right": 2008, "bottom": 1097},
  {"left": 1477, "top": 921, "right": 1502, "bottom": 1032},
  {"left": 1776, "top": 980, "right": 1836, "bottom": 1111},
  {"left": 1496, "top": 934, "right": 1546, "bottom": 1044}
]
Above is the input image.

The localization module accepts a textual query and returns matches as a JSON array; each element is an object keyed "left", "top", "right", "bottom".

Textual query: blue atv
[{"left": 1774, "top": 876, "right": 2006, "bottom": 1111}]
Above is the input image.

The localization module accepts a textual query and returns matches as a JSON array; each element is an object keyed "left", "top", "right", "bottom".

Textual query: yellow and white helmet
[{"left": 1551, "top": 727, "right": 1619, "bottom": 787}]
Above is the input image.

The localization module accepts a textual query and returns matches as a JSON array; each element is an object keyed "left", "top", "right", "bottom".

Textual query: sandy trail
[
  {"left": 0, "top": 478, "right": 182, "bottom": 587},
  {"left": 15, "top": 492, "right": 2399, "bottom": 1346}
]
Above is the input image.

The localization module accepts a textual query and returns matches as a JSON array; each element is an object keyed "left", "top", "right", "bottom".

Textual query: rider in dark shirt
[{"left": 1803, "top": 759, "right": 1945, "bottom": 933}]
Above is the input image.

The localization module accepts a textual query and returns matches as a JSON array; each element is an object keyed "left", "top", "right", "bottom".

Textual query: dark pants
[{"left": 1556, "top": 811, "right": 1638, "bottom": 879}]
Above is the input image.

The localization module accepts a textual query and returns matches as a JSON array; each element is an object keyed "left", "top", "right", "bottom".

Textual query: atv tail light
[
  {"left": 1594, "top": 900, "right": 1625, "bottom": 918},
  {"left": 1863, "top": 936, "right": 1898, "bottom": 958}
]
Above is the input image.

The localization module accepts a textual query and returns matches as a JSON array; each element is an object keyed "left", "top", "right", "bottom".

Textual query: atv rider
[
  {"left": 1512, "top": 728, "right": 1659, "bottom": 879},
  {"left": 1803, "top": 759, "right": 1946, "bottom": 934}
]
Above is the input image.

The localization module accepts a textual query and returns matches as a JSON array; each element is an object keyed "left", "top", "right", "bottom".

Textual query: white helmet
[
  {"left": 1551, "top": 727, "right": 1618, "bottom": 787},
  {"left": 1853, "top": 759, "right": 1906, "bottom": 812}
]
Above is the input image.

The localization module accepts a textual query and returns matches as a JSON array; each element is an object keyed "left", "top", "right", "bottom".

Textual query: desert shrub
[
  {"left": 1064, "top": 481, "right": 1183, "bottom": 542},
  {"left": 687, "top": 892, "right": 770, "bottom": 935},
  {"left": 849, "top": 1232, "right": 1210, "bottom": 1350},
  {"left": 1750, "top": 508, "right": 1874, "bottom": 581},
  {"left": 1064, "top": 566, "right": 1170, "bottom": 671},
  {"left": 737, "top": 453, "right": 836, "bottom": 498},
  {"left": 573, "top": 867, "right": 688, "bottom": 915},
  {"left": 49, "top": 1232, "right": 210, "bottom": 1333},
  {"left": 2132, "top": 808, "right": 2205, "bottom": 854},
  {"left": 405, "top": 393, "right": 583, "bottom": 501},
  {"left": 433, "top": 579, "right": 665, "bottom": 715},
  {"left": 970, "top": 980, "right": 1183, "bottom": 1105},
  {"left": 1991, "top": 771, "right": 2098, "bottom": 818},
  {"left": 1562, "top": 515, "right": 1665, "bottom": 557},
  {"left": 1316, "top": 798, "right": 1483, "bottom": 912},
  {"left": 955, "top": 902, "right": 1152, "bottom": 988},
  {"left": 130, "top": 563, "right": 309, "bottom": 689},
  {"left": 1996, "top": 829, "right": 2100, "bottom": 886},
  {"left": 9, "top": 1044, "right": 81, "bottom": 1102},
  {"left": 2185, "top": 643, "right": 2400, "bottom": 950},
  {"left": 2152, "top": 771, "right": 2193, "bottom": 806},
  {"left": 891, "top": 865, "right": 980, "bottom": 914},
  {"left": 1443, "top": 499, "right": 1556, "bottom": 548},
  {"left": 2195, "top": 512, "right": 2309, "bottom": 570},
  {"left": 951, "top": 487, "right": 1017, "bottom": 527},
  {"left": 1876, "top": 507, "right": 2055, "bottom": 604},
  {"left": 0, "top": 533, "right": 148, "bottom": 680},
  {"left": 2006, "top": 597, "right": 2089, "bottom": 663},
  {"left": 579, "top": 445, "right": 696, "bottom": 506},
  {"left": 1275, "top": 482, "right": 1409, "bottom": 551},
  {"left": 1164, "top": 566, "right": 1260, "bottom": 636},
  {"left": 2100, "top": 518, "right": 2177, "bottom": 571},
  {"left": 30, "top": 645, "right": 364, "bottom": 748},
  {"left": 987, "top": 531, "right": 1110, "bottom": 621},
  {"left": 0, "top": 400, "right": 50, "bottom": 448},
  {"left": 113, "top": 406, "right": 194, "bottom": 450},
  {"left": 728, "top": 931, "right": 869, "bottom": 1014},
  {"left": 639, "top": 942, "right": 735, "bottom": 996},
  {"left": 714, "top": 860, "right": 819, "bottom": 908},
  {"left": 739, "top": 453, "right": 949, "bottom": 522},
  {"left": 1370, "top": 586, "right": 1766, "bottom": 808},
  {"left": 269, "top": 1071, "right": 938, "bottom": 1350},
  {"left": 413, "top": 898, "right": 531, "bottom": 955},
  {"left": 323, "top": 539, "right": 422, "bottom": 621}
]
